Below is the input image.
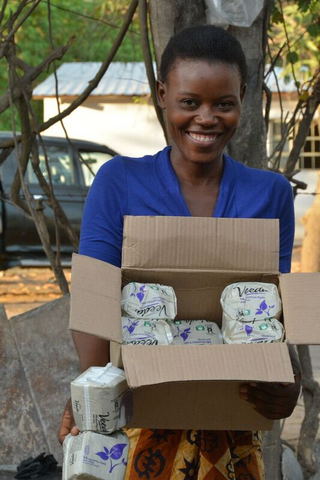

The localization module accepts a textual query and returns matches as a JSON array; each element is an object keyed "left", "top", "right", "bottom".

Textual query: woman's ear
[
  {"left": 240, "top": 84, "right": 247, "bottom": 102},
  {"left": 156, "top": 80, "right": 166, "bottom": 109}
]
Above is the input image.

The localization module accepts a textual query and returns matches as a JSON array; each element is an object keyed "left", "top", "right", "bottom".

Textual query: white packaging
[
  {"left": 221, "top": 282, "right": 282, "bottom": 324},
  {"left": 63, "top": 431, "right": 128, "bottom": 480},
  {"left": 71, "top": 364, "right": 133, "bottom": 434},
  {"left": 172, "top": 320, "right": 223, "bottom": 345},
  {"left": 221, "top": 282, "right": 284, "bottom": 344},
  {"left": 121, "top": 282, "right": 177, "bottom": 320},
  {"left": 223, "top": 317, "right": 284, "bottom": 344},
  {"left": 205, "top": 0, "right": 264, "bottom": 27},
  {"left": 122, "top": 317, "right": 173, "bottom": 345}
]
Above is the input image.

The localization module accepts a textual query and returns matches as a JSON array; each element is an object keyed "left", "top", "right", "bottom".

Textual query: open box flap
[
  {"left": 122, "top": 216, "right": 280, "bottom": 273},
  {"left": 122, "top": 343, "right": 294, "bottom": 387},
  {"left": 280, "top": 273, "right": 320, "bottom": 345},
  {"left": 70, "top": 254, "right": 122, "bottom": 342}
]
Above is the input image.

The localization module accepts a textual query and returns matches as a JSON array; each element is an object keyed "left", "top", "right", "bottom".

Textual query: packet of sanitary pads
[
  {"left": 121, "top": 283, "right": 177, "bottom": 320},
  {"left": 172, "top": 320, "right": 223, "bottom": 345},
  {"left": 221, "top": 282, "right": 282, "bottom": 324},
  {"left": 71, "top": 364, "right": 133, "bottom": 434},
  {"left": 122, "top": 317, "right": 174, "bottom": 345},
  {"left": 223, "top": 317, "right": 284, "bottom": 344},
  {"left": 62, "top": 430, "right": 129, "bottom": 480},
  {"left": 221, "top": 281, "right": 284, "bottom": 344}
]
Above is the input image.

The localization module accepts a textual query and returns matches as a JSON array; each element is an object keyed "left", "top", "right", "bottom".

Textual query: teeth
[{"left": 188, "top": 132, "right": 219, "bottom": 142}]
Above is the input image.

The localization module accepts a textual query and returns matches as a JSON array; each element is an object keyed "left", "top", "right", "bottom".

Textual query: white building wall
[{"left": 41, "top": 96, "right": 166, "bottom": 157}]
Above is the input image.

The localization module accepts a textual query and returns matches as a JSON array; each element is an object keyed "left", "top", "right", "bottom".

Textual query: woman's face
[{"left": 157, "top": 59, "right": 245, "bottom": 168}]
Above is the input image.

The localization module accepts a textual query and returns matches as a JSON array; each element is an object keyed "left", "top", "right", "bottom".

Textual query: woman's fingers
[
  {"left": 58, "top": 398, "right": 79, "bottom": 444},
  {"left": 239, "top": 380, "right": 301, "bottom": 420}
]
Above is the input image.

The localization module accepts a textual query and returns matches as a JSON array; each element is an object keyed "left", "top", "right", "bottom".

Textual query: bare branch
[
  {"left": 0, "top": 0, "right": 9, "bottom": 27},
  {"left": 278, "top": 0, "right": 300, "bottom": 93},
  {"left": 0, "top": 0, "right": 42, "bottom": 59},
  {"left": 0, "top": 0, "right": 28, "bottom": 34},
  {"left": 285, "top": 75, "right": 320, "bottom": 175},
  {"left": 0, "top": 38, "right": 74, "bottom": 119},
  {"left": 8, "top": 62, "right": 69, "bottom": 294},
  {"left": 36, "top": 0, "right": 138, "bottom": 134},
  {"left": 263, "top": 81, "right": 272, "bottom": 134},
  {"left": 138, "top": 0, "right": 168, "bottom": 144},
  {"left": 43, "top": 0, "right": 138, "bottom": 33},
  {"left": 9, "top": 41, "right": 79, "bottom": 251},
  {"left": 297, "top": 345, "right": 320, "bottom": 476}
]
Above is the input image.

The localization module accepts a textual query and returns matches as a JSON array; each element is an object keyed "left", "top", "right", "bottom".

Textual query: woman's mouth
[{"left": 187, "top": 132, "right": 221, "bottom": 143}]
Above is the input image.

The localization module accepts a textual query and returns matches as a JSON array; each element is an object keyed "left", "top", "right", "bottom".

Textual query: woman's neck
[{"left": 170, "top": 154, "right": 224, "bottom": 187}]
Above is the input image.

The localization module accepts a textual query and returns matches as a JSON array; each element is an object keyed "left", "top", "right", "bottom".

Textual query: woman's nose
[{"left": 195, "top": 107, "right": 218, "bottom": 126}]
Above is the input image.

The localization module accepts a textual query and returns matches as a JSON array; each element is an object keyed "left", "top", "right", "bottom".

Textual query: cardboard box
[{"left": 70, "top": 216, "right": 320, "bottom": 431}]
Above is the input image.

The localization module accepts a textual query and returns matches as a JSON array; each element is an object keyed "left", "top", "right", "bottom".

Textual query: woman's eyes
[
  {"left": 181, "top": 99, "right": 197, "bottom": 107},
  {"left": 217, "top": 101, "right": 234, "bottom": 109},
  {"left": 180, "top": 99, "right": 235, "bottom": 109}
]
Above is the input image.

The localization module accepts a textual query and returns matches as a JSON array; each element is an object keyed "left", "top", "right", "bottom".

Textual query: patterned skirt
[{"left": 123, "top": 429, "right": 265, "bottom": 480}]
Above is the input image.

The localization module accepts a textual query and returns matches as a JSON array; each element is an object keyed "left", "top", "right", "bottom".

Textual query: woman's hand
[
  {"left": 239, "top": 373, "right": 302, "bottom": 420},
  {"left": 239, "top": 345, "right": 302, "bottom": 420},
  {"left": 59, "top": 397, "right": 80, "bottom": 444}
]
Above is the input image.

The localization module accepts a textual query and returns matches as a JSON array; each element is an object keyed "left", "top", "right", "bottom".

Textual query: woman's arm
[{"left": 72, "top": 332, "right": 110, "bottom": 373}]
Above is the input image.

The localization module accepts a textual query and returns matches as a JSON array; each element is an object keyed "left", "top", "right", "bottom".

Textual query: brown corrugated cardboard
[
  {"left": 280, "top": 273, "right": 320, "bottom": 344},
  {"left": 122, "top": 216, "right": 279, "bottom": 272},
  {"left": 70, "top": 216, "right": 320, "bottom": 431}
]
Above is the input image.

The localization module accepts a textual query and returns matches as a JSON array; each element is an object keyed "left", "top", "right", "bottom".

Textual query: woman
[{"left": 60, "top": 25, "right": 301, "bottom": 479}]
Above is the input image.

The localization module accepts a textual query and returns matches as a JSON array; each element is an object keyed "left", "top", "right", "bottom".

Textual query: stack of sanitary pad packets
[
  {"left": 121, "top": 282, "right": 223, "bottom": 346},
  {"left": 63, "top": 364, "right": 132, "bottom": 480},
  {"left": 221, "top": 282, "right": 285, "bottom": 344}
]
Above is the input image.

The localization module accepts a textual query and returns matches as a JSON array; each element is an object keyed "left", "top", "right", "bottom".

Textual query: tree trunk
[
  {"left": 149, "top": 0, "right": 206, "bottom": 69},
  {"left": 262, "top": 422, "right": 283, "bottom": 480},
  {"left": 301, "top": 172, "right": 320, "bottom": 272},
  {"left": 227, "top": 0, "right": 270, "bottom": 169}
]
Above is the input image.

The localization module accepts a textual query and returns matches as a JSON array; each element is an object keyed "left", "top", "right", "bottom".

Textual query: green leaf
[
  {"left": 286, "top": 51, "right": 299, "bottom": 64},
  {"left": 284, "top": 74, "right": 292, "bottom": 85},
  {"left": 272, "top": 10, "right": 284, "bottom": 23},
  {"left": 307, "top": 24, "right": 320, "bottom": 37},
  {"left": 298, "top": 0, "right": 312, "bottom": 12}
]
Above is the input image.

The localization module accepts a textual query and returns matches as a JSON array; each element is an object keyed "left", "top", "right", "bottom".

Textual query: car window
[
  {"left": 27, "top": 146, "right": 76, "bottom": 186},
  {"left": 79, "top": 151, "right": 113, "bottom": 186}
]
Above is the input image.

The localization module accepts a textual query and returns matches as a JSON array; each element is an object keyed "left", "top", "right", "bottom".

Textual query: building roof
[
  {"left": 33, "top": 62, "right": 152, "bottom": 98},
  {"left": 33, "top": 62, "right": 298, "bottom": 98}
]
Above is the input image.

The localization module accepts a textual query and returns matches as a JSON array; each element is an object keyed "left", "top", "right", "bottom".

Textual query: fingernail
[
  {"left": 249, "top": 403, "right": 256, "bottom": 409},
  {"left": 249, "top": 382, "right": 257, "bottom": 387},
  {"left": 239, "top": 393, "right": 248, "bottom": 400}
]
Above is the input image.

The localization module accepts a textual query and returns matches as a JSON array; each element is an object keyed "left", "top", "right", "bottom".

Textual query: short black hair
[{"left": 159, "top": 25, "right": 247, "bottom": 86}]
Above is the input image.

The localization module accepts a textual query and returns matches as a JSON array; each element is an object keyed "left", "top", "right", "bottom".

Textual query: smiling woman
[{"left": 59, "top": 25, "right": 301, "bottom": 479}]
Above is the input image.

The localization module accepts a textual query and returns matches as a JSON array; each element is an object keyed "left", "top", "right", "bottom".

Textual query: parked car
[{"left": 0, "top": 133, "right": 118, "bottom": 268}]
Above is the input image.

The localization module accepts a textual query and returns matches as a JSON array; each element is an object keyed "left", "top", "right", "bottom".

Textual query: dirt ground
[{"left": 1, "top": 246, "right": 319, "bottom": 452}]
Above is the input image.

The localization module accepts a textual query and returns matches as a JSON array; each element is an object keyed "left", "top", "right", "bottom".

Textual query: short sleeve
[
  {"left": 276, "top": 177, "right": 295, "bottom": 273},
  {"left": 79, "top": 156, "right": 127, "bottom": 267}
]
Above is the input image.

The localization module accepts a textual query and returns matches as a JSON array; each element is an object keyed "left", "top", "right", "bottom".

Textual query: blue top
[{"left": 80, "top": 146, "right": 294, "bottom": 273}]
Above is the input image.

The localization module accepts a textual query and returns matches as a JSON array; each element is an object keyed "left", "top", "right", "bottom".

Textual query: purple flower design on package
[
  {"left": 130, "top": 284, "right": 147, "bottom": 303},
  {"left": 255, "top": 300, "right": 275, "bottom": 316},
  {"left": 96, "top": 443, "right": 127, "bottom": 473},
  {"left": 175, "top": 326, "right": 191, "bottom": 342},
  {"left": 245, "top": 325, "right": 253, "bottom": 336},
  {"left": 123, "top": 318, "right": 139, "bottom": 335}
]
